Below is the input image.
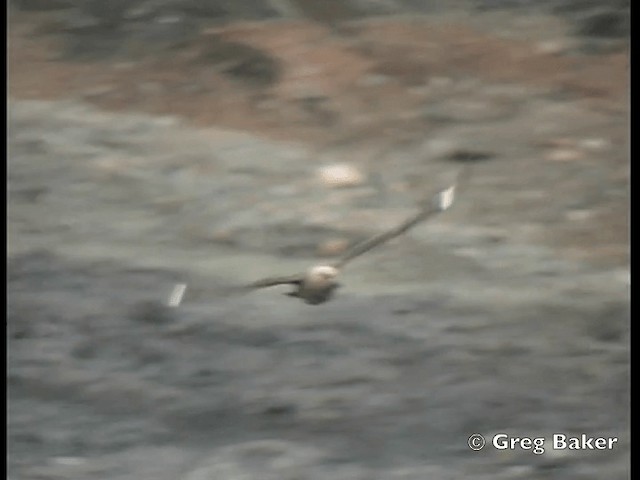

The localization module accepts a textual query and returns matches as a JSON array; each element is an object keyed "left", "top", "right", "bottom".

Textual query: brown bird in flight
[{"left": 246, "top": 167, "right": 470, "bottom": 305}]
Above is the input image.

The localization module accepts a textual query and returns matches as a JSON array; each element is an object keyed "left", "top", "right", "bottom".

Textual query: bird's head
[{"left": 306, "top": 265, "right": 339, "bottom": 287}]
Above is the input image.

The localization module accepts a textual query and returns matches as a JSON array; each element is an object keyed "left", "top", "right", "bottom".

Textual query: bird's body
[
  {"left": 245, "top": 167, "right": 469, "bottom": 305},
  {"left": 248, "top": 265, "right": 339, "bottom": 305},
  {"left": 289, "top": 265, "right": 340, "bottom": 304}
]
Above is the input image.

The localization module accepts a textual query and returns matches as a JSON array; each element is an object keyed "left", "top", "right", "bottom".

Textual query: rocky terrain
[{"left": 8, "top": 1, "right": 629, "bottom": 479}]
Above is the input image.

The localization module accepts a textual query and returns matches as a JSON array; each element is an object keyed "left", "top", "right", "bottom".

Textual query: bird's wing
[
  {"left": 334, "top": 166, "right": 468, "bottom": 269},
  {"left": 247, "top": 274, "right": 304, "bottom": 290}
]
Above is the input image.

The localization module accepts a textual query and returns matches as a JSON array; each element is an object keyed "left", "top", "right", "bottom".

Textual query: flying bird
[{"left": 246, "top": 167, "right": 469, "bottom": 305}]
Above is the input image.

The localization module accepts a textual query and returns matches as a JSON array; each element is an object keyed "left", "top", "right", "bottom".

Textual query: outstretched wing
[
  {"left": 334, "top": 167, "right": 467, "bottom": 269},
  {"left": 247, "top": 273, "right": 304, "bottom": 290}
]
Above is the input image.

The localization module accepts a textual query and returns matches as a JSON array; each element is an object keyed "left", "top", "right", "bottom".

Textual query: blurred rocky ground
[{"left": 8, "top": 1, "right": 629, "bottom": 479}]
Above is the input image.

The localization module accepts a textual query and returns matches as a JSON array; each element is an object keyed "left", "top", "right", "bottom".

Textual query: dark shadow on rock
[{"left": 199, "top": 37, "right": 281, "bottom": 87}]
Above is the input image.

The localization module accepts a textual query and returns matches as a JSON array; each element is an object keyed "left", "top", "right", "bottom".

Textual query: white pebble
[{"left": 317, "top": 163, "right": 365, "bottom": 188}]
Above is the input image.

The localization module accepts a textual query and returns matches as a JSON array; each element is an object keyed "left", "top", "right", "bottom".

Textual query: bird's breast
[{"left": 298, "top": 280, "right": 338, "bottom": 304}]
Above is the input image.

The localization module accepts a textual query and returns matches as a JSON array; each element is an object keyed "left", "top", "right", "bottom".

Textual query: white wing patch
[
  {"left": 168, "top": 283, "right": 187, "bottom": 307},
  {"left": 436, "top": 184, "right": 456, "bottom": 211}
]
